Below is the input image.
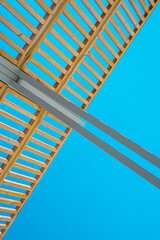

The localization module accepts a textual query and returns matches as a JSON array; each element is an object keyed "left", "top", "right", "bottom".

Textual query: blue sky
[{"left": 1, "top": 1, "right": 160, "bottom": 240}]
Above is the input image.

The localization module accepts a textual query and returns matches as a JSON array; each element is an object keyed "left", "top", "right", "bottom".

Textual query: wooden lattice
[{"left": 0, "top": 0, "right": 159, "bottom": 238}]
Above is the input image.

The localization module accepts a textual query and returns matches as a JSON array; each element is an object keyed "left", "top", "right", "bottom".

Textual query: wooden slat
[
  {"left": 35, "top": 0, "right": 52, "bottom": 15},
  {"left": 0, "top": 188, "right": 26, "bottom": 199},
  {"left": 0, "top": 147, "right": 14, "bottom": 156},
  {"left": 8, "top": 171, "right": 36, "bottom": 183},
  {"left": 3, "top": 99, "right": 37, "bottom": 120},
  {"left": 36, "top": 129, "right": 61, "bottom": 145},
  {"left": 41, "top": 121, "right": 66, "bottom": 136},
  {"left": 121, "top": 1, "right": 140, "bottom": 29},
  {"left": 0, "top": 216, "right": 12, "bottom": 222},
  {"left": 138, "top": 0, "right": 149, "bottom": 12},
  {"left": 76, "top": 69, "right": 98, "bottom": 89},
  {"left": 83, "top": 60, "right": 104, "bottom": 82},
  {"left": 0, "top": 1, "right": 159, "bottom": 238},
  {"left": 1, "top": 0, "right": 38, "bottom": 34},
  {"left": 0, "top": 197, "right": 22, "bottom": 206},
  {"left": 0, "top": 158, "right": 8, "bottom": 165},
  {"left": 82, "top": 1, "right": 159, "bottom": 111},
  {"left": 65, "top": 85, "right": 89, "bottom": 105},
  {"left": 0, "top": 83, "right": 7, "bottom": 99},
  {"left": 0, "top": 224, "right": 7, "bottom": 229},
  {"left": 107, "top": 0, "right": 114, "bottom": 4},
  {"left": 19, "top": 0, "right": 70, "bottom": 67},
  {"left": 104, "top": 26, "right": 124, "bottom": 51},
  {"left": 1, "top": 33, "right": 25, "bottom": 55},
  {"left": 0, "top": 50, "right": 18, "bottom": 66},
  {"left": 0, "top": 122, "right": 25, "bottom": 138},
  {"left": 25, "top": 146, "right": 52, "bottom": 160},
  {"left": 9, "top": 89, "right": 40, "bottom": 110},
  {"left": 0, "top": 109, "right": 46, "bottom": 187},
  {"left": 3, "top": 179, "right": 31, "bottom": 191},
  {"left": 110, "top": 18, "right": 129, "bottom": 44},
  {"left": 0, "top": 110, "right": 31, "bottom": 129},
  {"left": 115, "top": 10, "right": 135, "bottom": 37},
  {"left": 81, "top": 0, "right": 102, "bottom": 22},
  {"left": 57, "top": 18, "right": 84, "bottom": 48},
  {"left": 50, "top": 28, "right": 79, "bottom": 57},
  {"left": 148, "top": 0, "right": 155, "bottom": 6},
  {"left": 19, "top": 154, "right": 46, "bottom": 168},
  {"left": 94, "top": 0, "right": 108, "bottom": 14},
  {"left": 88, "top": 51, "right": 109, "bottom": 74},
  {"left": 0, "top": 134, "right": 19, "bottom": 147},
  {"left": 128, "top": 0, "right": 145, "bottom": 21},
  {"left": 17, "top": 0, "right": 45, "bottom": 24},
  {"left": 52, "top": 0, "right": 59, "bottom": 4},
  {"left": 30, "top": 58, "right": 61, "bottom": 84},
  {"left": 71, "top": 77, "right": 94, "bottom": 97},
  {"left": 63, "top": 8, "right": 90, "bottom": 39},
  {"left": 1, "top": 15, "right": 31, "bottom": 45},
  {"left": 14, "top": 163, "right": 42, "bottom": 176},
  {"left": 30, "top": 137, "right": 56, "bottom": 152},
  {"left": 0, "top": 207, "right": 17, "bottom": 215},
  {"left": 37, "top": 48, "right": 67, "bottom": 74},
  {"left": 99, "top": 34, "right": 119, "bottom": 59},
  {"left": 94, "top": 43, "right": 114, "bottom": 67},
  {"left": 70, "top": 1, "right": 96, "bottom": 30},
  {"left": 44, "top": 38, "right": 73, "bottom": 65}
]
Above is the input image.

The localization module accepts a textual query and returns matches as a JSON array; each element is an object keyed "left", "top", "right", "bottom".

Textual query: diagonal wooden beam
[
  {"left": 82, "top": 0, "right": 160, "bottom": 110},
  {"left": 0, "top": 1, "right": 159, "bottom": 238},
  {"left": 55, "top": 0, "right": 122, "bottom": 93},
  {"left": 19, "top": 0, "right": 71, "bottom": 68}
]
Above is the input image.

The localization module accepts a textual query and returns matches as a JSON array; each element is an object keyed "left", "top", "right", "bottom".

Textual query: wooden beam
[
  {"left": 19, "top": 0, "right": 71, "bottom": 68},
  {"left": 56, "top": 0, "right": 122, "bottom": 92},
  {"left": 0, "top": 1, "right": 159, "bottom": 238}
]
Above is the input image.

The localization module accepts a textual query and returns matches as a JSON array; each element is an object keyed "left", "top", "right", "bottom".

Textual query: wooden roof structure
[{"left": 0, "top": 0, "right": 159, "bottom": 238}]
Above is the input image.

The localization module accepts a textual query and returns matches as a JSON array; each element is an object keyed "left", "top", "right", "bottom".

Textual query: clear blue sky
[{"left": 1, "top": 2, "right": 160, "bottom": 240}]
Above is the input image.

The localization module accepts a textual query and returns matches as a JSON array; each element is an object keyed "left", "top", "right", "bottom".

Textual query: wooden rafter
[{"left": 0, "top": 0, "right": 159, "bottom": 238}]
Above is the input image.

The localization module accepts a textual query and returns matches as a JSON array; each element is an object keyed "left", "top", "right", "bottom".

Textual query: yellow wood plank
[
  {"left": 3, "top": 99, "right": 37, "bottom": 120},
  {"left": 35, "top": 0, "right": 53, "bottom": 15},
  {"left": 0, "top": 197, "right": 22, "bottom": 206},
  {"left": 0, "top": 188, "right": 26, "bottom": 199},
  {"left": 128, "top": 0, "right": 145, "bottom": 21},
  {"left": 1, "top": 15, "right": 31, "bottom": 45},
  {"left": 0, "top": 207, "right": 17, "bottom": 215},
  {"left": 57, "top": 18, "right": 84, "bottom": 48},
  {"left": 70, "top": 1, "right": 96, "bottom": 30},
  {"left": 1, "top": 0, "right": 38, "bottom": 34},
  {"left": 121, "top": 1, "right": 140, "bottom": 29},
  {"left": 3, "top": 179, "right": 31, "bottom": 191},
  {"left": 20, "top": 0, "right": 70, "bottom": 67},
  {"left": 36, "top": 129, "right": 61, "bottom": 145},
  {"left": 0, "top": 123, "right": 25, "bottom": 138},
  {"left": 14, "top": 163, "right": 42, "bottom": 176},
  {"left": 19, "top": 154, "right": 46, "bottom": 168},
  {"left": 1, "top": 33, "right": 25, "bottom": 55},
  {"left": 8, "top": 171, "right": 37, "bottom": 183},
  {"left": 56, "top": 0, "right": 122, "bottom": 92},
  {"left": 104, "top": 26, "right": 124, "bottom": 51},
  {"left": 81, "top": 0, "right": 102, "bottom": 22},
  {"left": 0, "top": 135, "right": 19, "bottom": 147},
  {"left": 17, "top": 0, "right": 45, "bottom": 24},
  {"left": 0, "top": 216, "right": 11, "bottom": 222},
  {"left": 115, "top": 10, "right": 135, "bottom": 37}
]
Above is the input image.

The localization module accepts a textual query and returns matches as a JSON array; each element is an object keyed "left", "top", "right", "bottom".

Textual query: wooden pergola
[{"left": 0, "top": 0, "right": 159, "bottom": 238}]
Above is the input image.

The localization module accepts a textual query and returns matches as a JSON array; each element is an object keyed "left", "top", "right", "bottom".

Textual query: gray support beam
[{"left": 0, "top": 56, "right": 159, "bottom": 188}]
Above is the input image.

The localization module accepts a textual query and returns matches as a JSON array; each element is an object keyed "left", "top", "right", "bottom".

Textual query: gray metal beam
[{"left": 0, "top": 56, "right": 159, "bottom": 188}]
